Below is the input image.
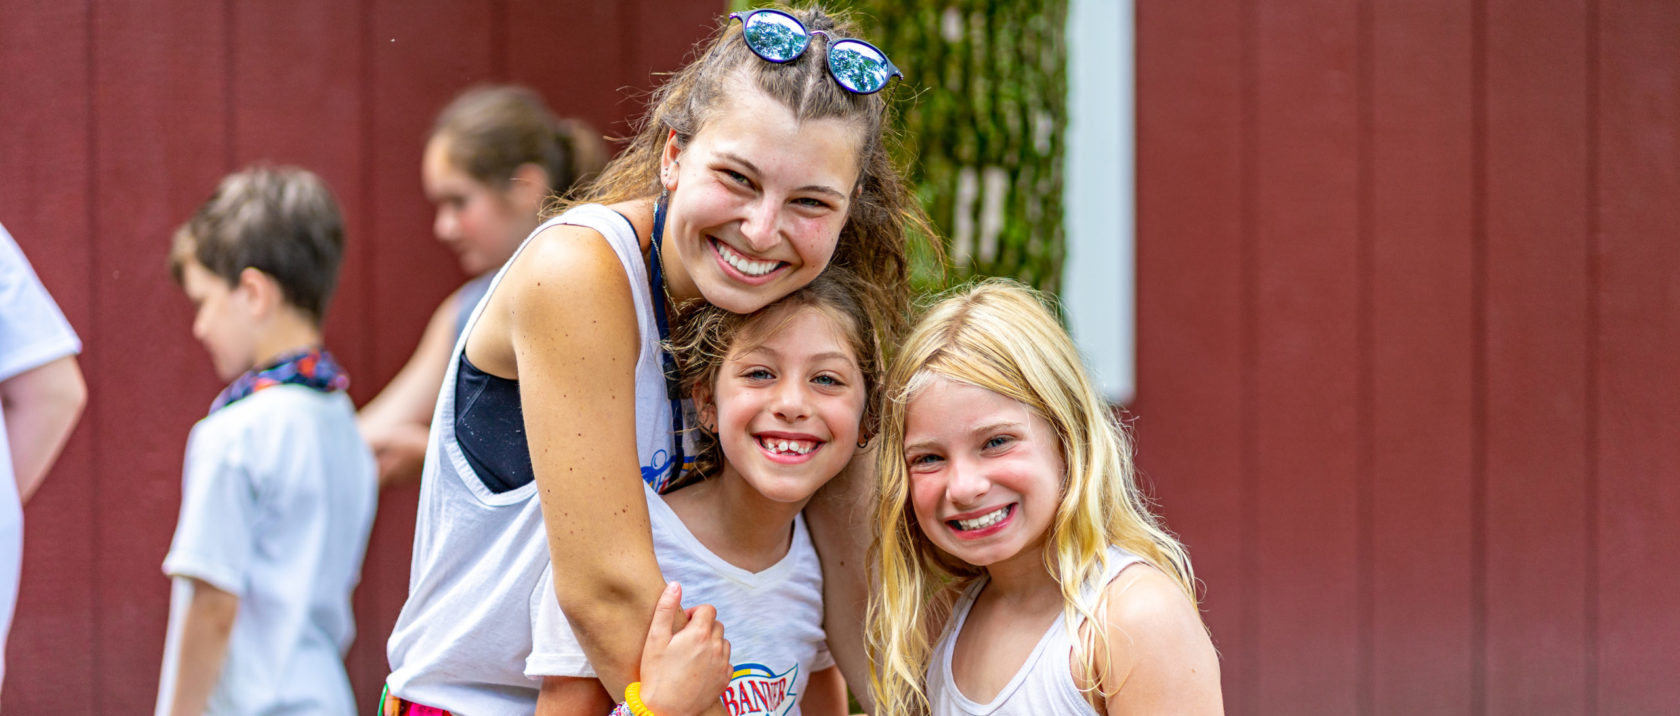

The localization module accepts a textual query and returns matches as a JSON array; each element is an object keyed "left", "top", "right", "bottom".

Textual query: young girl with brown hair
[{"left": 531, "top": 269, "right": 879, "bottom": 716}]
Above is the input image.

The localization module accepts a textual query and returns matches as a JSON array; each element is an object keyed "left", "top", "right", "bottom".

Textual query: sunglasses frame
[{"left": 730, "top": 8, "right": 904, "bottom": 95}]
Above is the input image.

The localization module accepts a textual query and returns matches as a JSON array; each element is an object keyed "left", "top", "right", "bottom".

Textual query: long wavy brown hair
[{"left": 549, "top": 2, "right": 937, "bottom": 344}]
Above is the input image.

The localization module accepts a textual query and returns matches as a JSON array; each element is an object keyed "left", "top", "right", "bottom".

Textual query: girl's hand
[{"left": 638, "top": 582, "right": 732, "bottom": 716}]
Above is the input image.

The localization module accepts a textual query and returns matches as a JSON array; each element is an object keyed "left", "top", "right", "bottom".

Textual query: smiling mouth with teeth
[
  {"left": 715, "top": 239, "right": 783, "bottom": 277},
  {"left": 949, "top": 505, "right": 1012, "bottom": 531},
  {"left": 757, "top": 436, "right": 819, "bottom": 455}
]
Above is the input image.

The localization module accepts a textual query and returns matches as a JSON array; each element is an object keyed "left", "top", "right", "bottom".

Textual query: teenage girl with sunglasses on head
[
  {"left": 868, "top": 280, "right": 1223, "bottom": 715},
  {"left": 381, "top": 5, "right": 930, "bottom": 715},
  {"left": 358, "top": 85, "right": 607, "bottom": 487},
  {"left": 530, "top": 269, "right": 879, "bottom": 716}
]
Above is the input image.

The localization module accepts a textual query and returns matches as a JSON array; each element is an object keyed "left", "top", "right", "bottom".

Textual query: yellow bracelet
[{"left": 625, "top": 681, "right": 657, "bottom": 716}]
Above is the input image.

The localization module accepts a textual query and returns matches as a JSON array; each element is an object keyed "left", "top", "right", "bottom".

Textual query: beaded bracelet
[
  {"left": 624, "top": 681, "right": 657, "bottom": 716},
  {"left": 609, "top": 703, "right": 633, "bottom": 716}
]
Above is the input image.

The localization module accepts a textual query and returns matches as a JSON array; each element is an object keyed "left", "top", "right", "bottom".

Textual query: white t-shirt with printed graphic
[
  {"left": 0, "top": 222, "right": 82, "bottom": 691},
  {"left": 527, "top": 481, "right": 833, "bottom": 716}
]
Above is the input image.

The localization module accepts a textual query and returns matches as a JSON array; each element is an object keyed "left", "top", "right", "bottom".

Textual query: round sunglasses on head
[{"left": 731, "top": 8, "right": 904, "bottom": 95}]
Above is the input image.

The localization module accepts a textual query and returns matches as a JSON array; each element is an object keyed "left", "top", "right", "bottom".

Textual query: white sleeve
[
  {"left": 0, "top": 222, "right": 82, "bottom": 382},
  {"left": 525, "top": 562, "right": 599, "bottom": 679},
  {"left": 812, "top": 640, "right": 834, "bottom": 672},
  {"left": 161, "top": 423, "right": 255, "bottom": 596}
]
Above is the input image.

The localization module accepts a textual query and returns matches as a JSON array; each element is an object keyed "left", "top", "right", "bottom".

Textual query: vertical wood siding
[
  {"left": 1137, "top": 1, "right": 1679, "bottom": 713},
  {"left": 5, "top": 1, "right": 1675, "bottom": 713},
  {"left": 0, "top": 1, "right": 720, "bottom": 712}
]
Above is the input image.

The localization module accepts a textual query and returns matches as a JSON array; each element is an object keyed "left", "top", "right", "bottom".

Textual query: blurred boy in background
[{"left": 157, "top": 167, "right": 376, "bottom": 715}]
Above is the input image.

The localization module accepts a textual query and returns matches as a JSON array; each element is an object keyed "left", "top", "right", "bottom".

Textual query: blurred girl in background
[{"left": 358, "top": 85, "right": 606, "bottom": 486}]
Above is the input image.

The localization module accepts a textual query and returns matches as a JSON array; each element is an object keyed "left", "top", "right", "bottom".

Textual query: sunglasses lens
[
  {"left": 828, "top": 40, "right": 896, "bottom": 94},
  {"left": 742, "top": 10, "right": 808, "bottom": 63}
]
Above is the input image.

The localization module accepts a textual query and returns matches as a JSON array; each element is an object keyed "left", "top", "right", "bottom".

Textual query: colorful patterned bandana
[{"left": 209, "top": 347, "right": 350, "bottom": 414}]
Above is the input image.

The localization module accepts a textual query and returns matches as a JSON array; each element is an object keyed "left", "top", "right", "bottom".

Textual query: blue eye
[
  {"left": 984, "top": 435, "right": 1013, "bottom": 450},
  {"left": 813, "top": 373, "right": 843, "bottom": 387},
  {"left": 908, "top": 453, "right": 943, "bottom": 468}
]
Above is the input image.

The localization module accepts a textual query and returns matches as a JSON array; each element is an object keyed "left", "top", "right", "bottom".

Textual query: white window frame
[{"left": 1063, "top": 0, "right": 1136, "bottom": 404}]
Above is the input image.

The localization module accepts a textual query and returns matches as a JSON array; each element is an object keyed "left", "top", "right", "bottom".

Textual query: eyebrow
[
  {"left": 902, "top": 421, "right": 1024, "bottom": 455},
  {"left": 738, "top": 346, "right": 858, "bottom": 366},
  {"left": 969, "top": 421, "right": 1024, "bottom": 438},
  {"left": 719, "top": 152, "right": 849, "bottom": 200},
  {"left": 902, "top": 438, "right": 939, "bottom": 454}
]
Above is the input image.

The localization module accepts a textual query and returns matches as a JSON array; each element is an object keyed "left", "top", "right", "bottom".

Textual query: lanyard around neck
[{"left": 648, "top": 196, "right": 686, "bottom": 488}]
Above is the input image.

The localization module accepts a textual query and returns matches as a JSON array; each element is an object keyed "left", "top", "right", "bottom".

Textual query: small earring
[{"left": 857, "top": 437, "right": 869, "bottom": 448}]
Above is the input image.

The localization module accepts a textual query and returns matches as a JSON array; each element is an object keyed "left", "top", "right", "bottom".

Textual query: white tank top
[
  {"left": 385, "top": 204, "right": 684, "bottom": 715},
  {"left": 927, "top": 547, "right": 1143, "bottom": 716}
]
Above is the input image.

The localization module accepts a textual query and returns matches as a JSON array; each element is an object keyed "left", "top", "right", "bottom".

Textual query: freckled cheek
[
  {"left": 789, "top": 216, "right": 843, "bottom": 259},
  {"left": 676, "top": 189, "right": 739, "bottom": 233},
  {"left": 691, "top": 179, "right": 741, "bottom": 208}
]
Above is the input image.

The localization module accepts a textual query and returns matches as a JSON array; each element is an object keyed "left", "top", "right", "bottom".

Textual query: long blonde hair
[{"left": 867, "top": 279, "right": 1199, "bottom": 714}]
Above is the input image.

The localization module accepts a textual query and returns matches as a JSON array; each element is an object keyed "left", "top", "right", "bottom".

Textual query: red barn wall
[
  {"left": 1136, "top": 1, "right": 1679, "bottom": 714},
  {"left": 0, "top": 1, "right": 721, "bottom": 712},
  {"left": 6, "top": 0, "right": 1678, "bottom": 713}
]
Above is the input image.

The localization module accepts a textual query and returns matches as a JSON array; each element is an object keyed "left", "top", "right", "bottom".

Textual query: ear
[
  {"left": 509, "top": 162, "right": 551, "bottom": 211},
  {"left": 660, "top": 129, "right": 683, "bottom": 192},
  {"left": 235, "top": 266, "right": 280, "bottom": 320},
  {"left": 693, "top": 381, "right": 717, "bottom": 432}
]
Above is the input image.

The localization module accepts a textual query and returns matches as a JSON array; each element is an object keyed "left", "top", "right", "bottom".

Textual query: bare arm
[
  {"left": 800, "top": 666, "right": 849, "bottom": 716},
  {"left": 1, "top": 354, "right": 86, "bottom": 503},
  {"left": 357, "top": 293, "right": 459, "bottom": 488},
  {"left": 503, "top": 227, "right": 727, "bottom": 716},
  {"left": 804, "top": 445, "right": 876, "bottom": 713},
  {"left": 1097, "top": 566, "right": 1223, "bottom": 716},
  {"left": 536, "top": 583, "right": 732, "bottom": 716},
  {"left": 537, "top": 677, "right": 615, "bottom": 716},
  {"left": 162, "top": 578, "right": 239, "bottom": 716}
]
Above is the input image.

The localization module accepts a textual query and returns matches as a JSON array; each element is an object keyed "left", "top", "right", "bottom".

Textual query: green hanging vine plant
[
  {"left": 729, "top": 0, "right": 1069, "bottom": 294},
  {"left": 842, "top": 0, "right": 1068, "bottom": 294}
]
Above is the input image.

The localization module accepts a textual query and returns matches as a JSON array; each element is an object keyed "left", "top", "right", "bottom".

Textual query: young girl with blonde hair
[{"left": 868, "top": 280, "right": 1222, "bottom": 715}]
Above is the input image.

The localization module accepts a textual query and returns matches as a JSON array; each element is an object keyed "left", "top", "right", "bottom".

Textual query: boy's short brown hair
[{"left": 169, "top": 166, "right": 345, "bottom": 324}]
